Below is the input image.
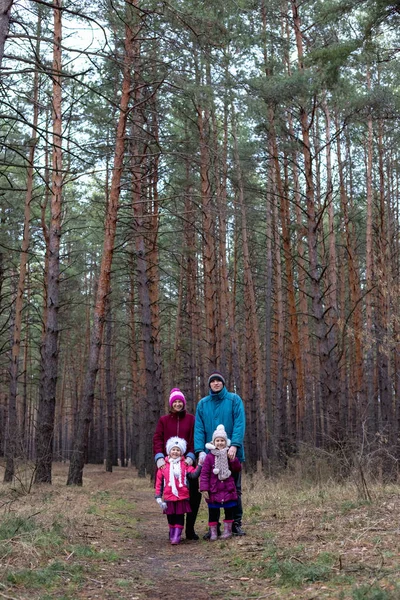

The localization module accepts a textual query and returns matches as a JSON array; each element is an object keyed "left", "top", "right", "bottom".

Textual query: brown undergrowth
[{"left": 0, "top": 462, "right": 399, "bottom": 599}]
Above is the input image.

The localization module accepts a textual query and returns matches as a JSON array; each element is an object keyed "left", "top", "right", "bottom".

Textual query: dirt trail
[
  {"left": 126, "top": 488, "right": 216, "bottom": 599},
  {"left": 74, "top": 466, "right": 250, "bottom": 600}
]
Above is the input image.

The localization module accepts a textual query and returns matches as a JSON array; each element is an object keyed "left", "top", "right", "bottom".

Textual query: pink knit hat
[{"left": 169, "top": 388, "right": 186, "bottom": 407}]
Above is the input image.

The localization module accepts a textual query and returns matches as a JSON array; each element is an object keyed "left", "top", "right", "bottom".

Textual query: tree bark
[
  {"left": 4, "top": 8, "right": 41, "bottom": 482},
  {"left": 365, "top": 67, "right": 376, "bottom": 436},
  {"left": 105, "top": 300, "right": 114, "bottom": 473},
  {"left": 291, "top": 0, "right": 340, "bottom": 445},
  {"left": 232, "top": 106, "right": 265, "bottom": 468},
  {"left": 0, "top": 0, "right": 13, "bottom": 69},
  {"left": 35, "top": 0, "right": 62, "bottom": 483},
  {"left": 67, "top": 1, "right": 134, "bottom": 485},
  {"left": 195, "top": 60, "right": 217, "bottom": 369}
]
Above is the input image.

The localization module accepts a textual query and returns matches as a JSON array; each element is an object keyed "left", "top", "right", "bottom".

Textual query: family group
[{"left": 152, "top": 371, "right": 246, "bottom": 545}]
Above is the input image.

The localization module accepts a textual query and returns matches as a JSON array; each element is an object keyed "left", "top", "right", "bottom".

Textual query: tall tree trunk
[
  {"left": 0, "top": 0, "right": 13, "bottom": 68},
  {"left": 183, "top": 174, "right": 198, "bottom": 410},
  {"left": 291, "top": 0, "right": 340, "bottom": 445},
  {"left": 264, "top": 146, "right": 274, "bottom": 466},
  {"left": 147, "top": 104, "right": 163, "bottom": 413},
  {"left": 67, "top": 1, "right": 134, "bottom": 485},
  {"left": 335, "top": 111, "right": 364, "bottom": 435},
  {"left": 232, "top": 107, "right": 265, "bottom": 468},
  {"left": 272, "top": 167, "right": 286, "bottom": 466},
  {"left": 284, "top": 11, "right": 312, "bottom": 445},
  {"left": 365, "top": 67, "right": 376, "bottom": 436},
  {"left": 376, "top": 112, "right": 391, "bottom": 446},
  {"left": 4, "top": 9, "right": 41, "bottom": 482},
  {"left": 269, "top": 107, "right": 304, "bottom": 450},
  {"left": 130, "top": 42, "right": 161, "bottom": 477},
  {"left": 35, "top": 0, "right": 62, "bottom": 483},
  {"left": 105, "top": 300, "right": 114, "bottom": 472},
  {"left": 322, "top": 100, "right": 341, "bottom": 439},
  {"left": 195, "top": 62, "right": 217, "bottom": 369},
  {"left": 128, "top": 262, "right": 140, "bottom": 468}
]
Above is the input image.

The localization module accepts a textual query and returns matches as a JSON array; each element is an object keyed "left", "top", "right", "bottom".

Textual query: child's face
[
  {"left": 169, "top": 446, "right": 182, "bottom": 458},
  {"left": 214, "top": 437, "right": 227, "bottom": 449}
]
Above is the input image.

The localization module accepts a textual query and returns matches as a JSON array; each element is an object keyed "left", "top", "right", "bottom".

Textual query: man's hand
[
  {"left": 201, "top": 490, "right": 209, "bottom": 500},
  {"left": 228, "top": 445, "right": 237, "bottom": 460},
  {"left": 198, "top": 451, "right": 206, "bottom": 465},
  {"left": 156, "top": 458, "right": 166, "bottom": 469}
]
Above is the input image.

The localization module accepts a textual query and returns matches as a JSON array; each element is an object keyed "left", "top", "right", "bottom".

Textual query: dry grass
[
  {"left": 235, "top": 463, "right": 400, "bottom": 599},
  {"left": 0, "top": 461, "right": 399, "bottom": 599}
]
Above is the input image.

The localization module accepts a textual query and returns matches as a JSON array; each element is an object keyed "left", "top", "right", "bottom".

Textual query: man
[{"left": 194, "top": 371, "right": 246, "bottom": 536}]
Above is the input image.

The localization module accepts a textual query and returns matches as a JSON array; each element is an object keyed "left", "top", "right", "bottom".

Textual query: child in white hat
[
  {"left": 155, "top": 436, "right": 201, "bottom": 544},
  {"left": 199, "top": 424, "right": 242, "bottom": 540}
]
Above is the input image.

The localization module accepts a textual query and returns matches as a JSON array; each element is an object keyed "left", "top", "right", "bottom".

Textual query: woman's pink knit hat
[{"left": 169, "top": 388, "right": 186, "bottom": 407}]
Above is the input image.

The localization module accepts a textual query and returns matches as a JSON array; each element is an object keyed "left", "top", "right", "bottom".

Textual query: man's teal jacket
[{"left": 194, "top": 385, "right": 246, "bottom": 462}]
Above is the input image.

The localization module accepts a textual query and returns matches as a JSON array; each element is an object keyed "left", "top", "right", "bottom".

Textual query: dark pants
[
  {"left": 232, "top": 470, "right": 243, "bottom": 525},
  {"left": 208, "top": 505, "right": 235, "bottom": 524},
  {"left": 185, "top": 477, "right": 202, "bottom": 534},
  {"left": 167, "top": 514, "right": 184, "bottom": 527}
]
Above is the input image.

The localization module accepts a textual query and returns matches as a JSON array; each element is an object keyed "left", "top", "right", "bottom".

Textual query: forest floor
[{"left": 0, "top": 462, "right": 400, "bottom": 599}]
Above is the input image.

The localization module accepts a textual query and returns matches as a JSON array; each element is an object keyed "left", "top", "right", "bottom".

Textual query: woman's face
[
  {"left": 172, "top": 400, "right": 184, "bottom": 412},
  {"left": 214, "top": 436, "right": 227, "bottom": 449}
]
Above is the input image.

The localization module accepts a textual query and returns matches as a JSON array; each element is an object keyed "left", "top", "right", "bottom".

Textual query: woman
[{"left": 153, "top": 388, "right": 201, "bottom": 540}]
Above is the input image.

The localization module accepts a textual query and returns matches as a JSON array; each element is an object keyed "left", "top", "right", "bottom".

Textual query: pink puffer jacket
[{"left": 155, "top": 457, "right": 199, "bottom": 502}]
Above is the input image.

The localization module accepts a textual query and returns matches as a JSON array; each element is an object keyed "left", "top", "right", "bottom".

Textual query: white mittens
[
  {"left": 156, "top": 497, "right": 167, "bottom": 511},
  {"left": 156, "top": 458, "right": 166, "bottom": 469}
]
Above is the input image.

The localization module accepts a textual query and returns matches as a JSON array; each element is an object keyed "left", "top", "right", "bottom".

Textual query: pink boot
[
  {"left": 171, "top": 525, "right": 183, "bottom": 545},
  {"left": 169, "top": 525, "right": 174, "bottom": 541},
  {"left": 220, "top": 520, "right": 233, "bottom": 540},
  {"left": 209, "top": 522, "right": 218, "bottom": 541}
]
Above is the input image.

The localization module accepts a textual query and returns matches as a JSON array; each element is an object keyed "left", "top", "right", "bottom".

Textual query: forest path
[
  {"left": 71, "top": 465, "right": 256, "bottom": 600},
  {"left": 6, "top": 463, "right": 400, "bottom": 599}
]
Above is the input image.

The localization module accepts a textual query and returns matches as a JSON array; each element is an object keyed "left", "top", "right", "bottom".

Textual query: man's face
[{"left": 210, "top": 378, "right": 223, "bottom": 393}]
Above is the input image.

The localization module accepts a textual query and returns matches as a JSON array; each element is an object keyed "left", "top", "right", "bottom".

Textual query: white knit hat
[
  {"left": 211, "top": 424, "right": 231, "bottom": 447},
  {"left": 166, "top": 436, "right": 187, "bottom": 456}
]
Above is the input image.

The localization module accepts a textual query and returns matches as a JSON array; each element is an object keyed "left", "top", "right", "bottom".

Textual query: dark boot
[
  {"left": 220, "top": 520, "right": 233, "bottom": 540},
  {"left": 171, "top": 526, "right": 183, "bottom": 545},
  {"left": 185, "top": 528, "right": 199, "bottom": 540},
  {"left": 232, "top": 522, "right": 246, "bottom": 536},
  {"left": 209, "top": 523, "right": 218, "bottom": 542},
  {"left": 185, "top": 511, "right": 199, "bottom": 540}
]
